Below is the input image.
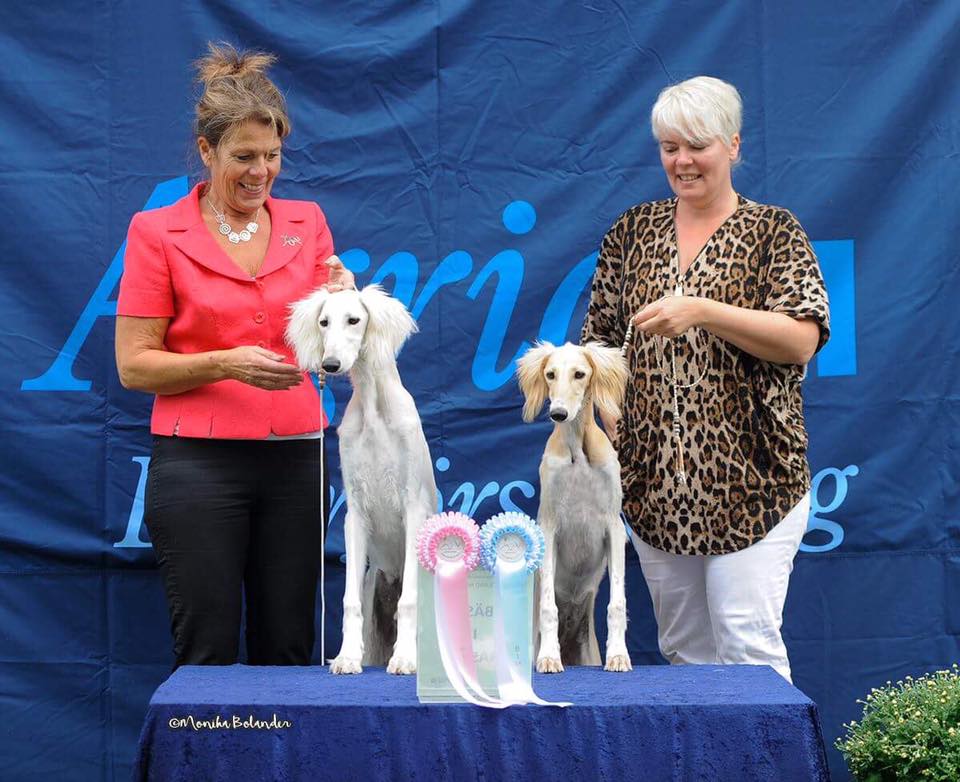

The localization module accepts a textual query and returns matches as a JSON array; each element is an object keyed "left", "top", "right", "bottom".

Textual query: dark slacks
[{"left": 145, "top": 435, "right": 327, "bottom": 668}]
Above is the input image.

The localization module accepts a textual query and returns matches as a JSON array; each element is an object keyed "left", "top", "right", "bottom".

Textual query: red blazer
[{"left": 117, "top": 183, "right": 332, "bottom": 438}]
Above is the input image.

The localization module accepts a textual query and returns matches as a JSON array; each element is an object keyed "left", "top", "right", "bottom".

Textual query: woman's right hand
[
  {"left": 323, "top": 255, "right": 356, "bottom": 292},
  {"left": 218, "top": 346, "right": 304, "bottom": 390}
]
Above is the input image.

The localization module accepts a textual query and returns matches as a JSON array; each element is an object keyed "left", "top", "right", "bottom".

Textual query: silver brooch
[{"left": 281, "top": 234, "right": 302, "bottom": 247}]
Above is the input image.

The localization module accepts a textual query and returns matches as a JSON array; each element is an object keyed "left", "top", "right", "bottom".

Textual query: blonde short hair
[{"left": 650, "top": 76, "right": 742, "bottom": 146}]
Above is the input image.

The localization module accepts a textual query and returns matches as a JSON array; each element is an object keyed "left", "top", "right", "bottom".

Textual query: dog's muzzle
[
  {"left": 321, "top": 359, "right": 342, "bottom": 373},
  {"left": 549, "top": 407, "right": 568, "bottom": 422}
]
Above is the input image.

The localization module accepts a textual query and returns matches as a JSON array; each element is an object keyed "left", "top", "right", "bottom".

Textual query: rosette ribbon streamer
[
  {"left": 417, "top": 513, "right": 508, "bottom": 708},
  {"left": 480, "top": 513, "right": 571, "bottom": 707}
]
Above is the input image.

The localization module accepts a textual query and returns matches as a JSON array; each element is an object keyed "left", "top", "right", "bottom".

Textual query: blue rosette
[
  {"left": 479, "top": 512, "right": 545, "bottom": 574},
  {"left": 479, "top": 512, "right": 568, "bottom": 706}
]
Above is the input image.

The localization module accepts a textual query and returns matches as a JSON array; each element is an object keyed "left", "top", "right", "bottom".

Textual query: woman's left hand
[
  {"left": 634, "top": 295, "right": 705, "bottom": 338},
  {"left": 323, "top": 255, "right": 356, "bottom": 292}
]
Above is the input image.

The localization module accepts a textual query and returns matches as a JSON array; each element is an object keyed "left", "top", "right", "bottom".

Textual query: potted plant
[{"left": 837, "top": 664, "right": 960, "bottom": 781}]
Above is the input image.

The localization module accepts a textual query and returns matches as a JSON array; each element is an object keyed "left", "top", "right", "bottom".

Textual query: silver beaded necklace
[{"left": 207, "top": 197, "right": 261, "bottom": 244}]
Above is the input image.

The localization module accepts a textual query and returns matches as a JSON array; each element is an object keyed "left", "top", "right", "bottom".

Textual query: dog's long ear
[
  {"left": 358, "top": 284, "right": 418, "bottom": 364},
  {"left": 286, "top": 288, "right": 330, "bottom": 372},
  {"left": 583, "top": 341, "right": 629, "bottom": 420},
  {"left": 516, "top": 342, "right": 555, "bottom": 423}
]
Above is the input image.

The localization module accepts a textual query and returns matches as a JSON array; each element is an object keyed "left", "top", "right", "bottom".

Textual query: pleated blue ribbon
[{"left": 480, "top": 513, "right": 571, "bottom": 707}]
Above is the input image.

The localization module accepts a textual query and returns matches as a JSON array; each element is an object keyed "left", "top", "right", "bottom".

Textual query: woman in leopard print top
[{"left": 581, "top": 76, "right": 830, "bottom": 683}]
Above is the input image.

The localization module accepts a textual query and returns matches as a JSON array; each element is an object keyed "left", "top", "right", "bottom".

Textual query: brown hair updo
[{"left": 193, "top": 42, "right": 291, "bottom": 147}]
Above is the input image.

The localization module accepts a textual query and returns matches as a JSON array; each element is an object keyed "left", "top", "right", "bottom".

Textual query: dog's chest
[
  {"left": 541, "top": 457, "right": 620, "bottom": 586},
  {"left": 339, "top": 405, "right": 431, "bottom": 522},
  {"left": 542, "top": 455, "right": 620, "bottom": 520},
  {"left": 342, "top": 434, "right": 406, "bottom": 517}
]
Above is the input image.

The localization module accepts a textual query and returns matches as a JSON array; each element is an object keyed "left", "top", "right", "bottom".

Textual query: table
[{"left": 134, "top": 664, "right": 830, "bottom": 781}]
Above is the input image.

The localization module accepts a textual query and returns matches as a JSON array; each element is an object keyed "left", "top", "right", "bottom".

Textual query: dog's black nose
[
  {"left": 321, "top": 359, "right": 341, "bottom": 373},
  {"left": 550, "top": 409, "right": 568, "bottom": 422}
]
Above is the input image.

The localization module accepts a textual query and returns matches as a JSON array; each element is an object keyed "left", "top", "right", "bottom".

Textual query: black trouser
[{"left": 145, "top": 435, "right": 328, "bottom": 668}]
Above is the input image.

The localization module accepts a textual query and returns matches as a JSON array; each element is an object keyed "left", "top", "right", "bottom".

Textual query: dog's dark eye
[
  {"left": 574, "top": 371, "right": 586, "bottom": 379},
  {"left": 319, "top": 318, "right": 329, "bottom": 327},
  {"left": 545, "top": 371, "right": 555, "bottom": 380},
  {"left": 347, "top": 317, "right": 361, "bottom": 326}
]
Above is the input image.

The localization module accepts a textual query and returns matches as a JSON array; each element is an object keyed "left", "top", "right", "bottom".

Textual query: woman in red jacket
[{"left": 115, "top": 43, "right": 353, "bottom": 667}]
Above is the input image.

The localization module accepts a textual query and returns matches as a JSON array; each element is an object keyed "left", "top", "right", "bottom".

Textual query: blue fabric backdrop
[{"left": 1, "top": 2, "right": 958, "bottom": 780}]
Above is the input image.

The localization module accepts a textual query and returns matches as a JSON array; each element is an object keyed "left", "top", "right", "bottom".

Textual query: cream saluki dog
[
  {"left": 517, "top": 341, "right": 632, "bottom": 673},
  {"left": 287, "top": 284, "right": 434, "bottom": 675}
]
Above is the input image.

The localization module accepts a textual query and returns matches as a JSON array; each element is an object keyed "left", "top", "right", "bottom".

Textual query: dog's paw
[
  {"left": 536, "top": 656, "right": 564, "bottom": 674},
  {"left": 329, "top": 656, "right": 363, "bottom": 675},
  {"left": 604, "top": 654, "right": 632, "bottom": 672},
  {"left": 386, "top": 654, "right": 416, "bottom": 675}
]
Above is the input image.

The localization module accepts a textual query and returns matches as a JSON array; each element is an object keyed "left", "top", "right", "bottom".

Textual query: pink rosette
[
  {"left": 416, "top": 512, "right": 481, "bottom": 572},
  {"left": 417, "top": 512, "right": 507, "bottom": 708}
]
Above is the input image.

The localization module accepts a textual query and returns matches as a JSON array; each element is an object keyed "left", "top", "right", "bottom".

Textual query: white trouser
[{"left": 632, "top": 493, "right": 810, "bottom": 683}]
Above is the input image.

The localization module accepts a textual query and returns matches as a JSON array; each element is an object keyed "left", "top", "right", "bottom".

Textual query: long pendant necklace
[{"left": 208, "top": 197, "right": 261, "bottom": 244}]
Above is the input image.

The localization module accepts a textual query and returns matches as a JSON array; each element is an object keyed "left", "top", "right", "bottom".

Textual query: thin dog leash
[
  {"left": 316, "top": 370, "right": 328, "bottom": 665},
  {"left": 620, "top": 317, "right": 636, "bottom": 358},
  {"left": 619, "top": 285, "right": 707, "bottom": 485}
]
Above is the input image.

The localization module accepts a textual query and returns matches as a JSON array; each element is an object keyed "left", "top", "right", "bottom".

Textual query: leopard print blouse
[{"left": 581, "top": 196, "right": 830, "bottom": 555}]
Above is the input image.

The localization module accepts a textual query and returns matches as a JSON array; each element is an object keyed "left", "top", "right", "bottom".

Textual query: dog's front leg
[
  {"left": 603, "top": 518, "right": 632, "bottom": 672},
  {"left": 331, "top": 509, "right": 367, "bottom": 674},
  {"left": 386, "top": 508, "right": 421, "bottom": 675},
  {"left": 536, "top": 521, "right": 564, "bottom": 673}
]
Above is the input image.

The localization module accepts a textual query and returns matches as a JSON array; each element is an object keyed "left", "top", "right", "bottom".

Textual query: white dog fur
[
  {"left": 516, "top": 341, "right": 632, "bottom": 673},
  {"left": 286, "top": 284, "right": 435, "bottom": 675}
]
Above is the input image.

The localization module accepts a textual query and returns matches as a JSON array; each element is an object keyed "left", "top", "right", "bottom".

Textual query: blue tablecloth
[{"left": 134, "top": 664, "right": 830, "bottom": 782}]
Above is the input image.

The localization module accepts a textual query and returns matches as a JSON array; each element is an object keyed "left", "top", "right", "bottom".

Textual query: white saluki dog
[
  {"left": 516, "top": 341, "right": 632, "bottom": 673},
  {"left": 287, "top": 284, "right": 435, "bottom": 675}
]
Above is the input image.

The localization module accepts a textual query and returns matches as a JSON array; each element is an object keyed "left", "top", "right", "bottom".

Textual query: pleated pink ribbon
[{"left": 417, "top": 513, "right": 508, "bottom": 708}]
